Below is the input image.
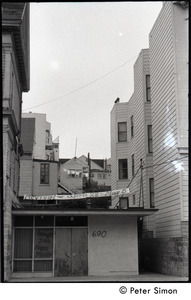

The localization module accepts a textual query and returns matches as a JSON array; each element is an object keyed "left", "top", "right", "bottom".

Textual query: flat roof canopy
[{"left": 12, "top": 208, "right": 158, "bottom": 217}]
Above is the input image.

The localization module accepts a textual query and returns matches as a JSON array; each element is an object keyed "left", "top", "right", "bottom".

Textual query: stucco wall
[{"left": 88, "top": 215, "right": 138, "bottom": 276}]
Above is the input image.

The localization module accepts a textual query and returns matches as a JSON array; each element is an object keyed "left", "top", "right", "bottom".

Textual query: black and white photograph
[{"left": 1, "top": 1, "right": 189, "bottom": 297}]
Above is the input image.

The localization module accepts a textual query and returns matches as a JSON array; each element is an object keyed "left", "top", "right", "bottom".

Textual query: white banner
[{"left": 23, "top": 187, "right": 130, "bottom": 201}]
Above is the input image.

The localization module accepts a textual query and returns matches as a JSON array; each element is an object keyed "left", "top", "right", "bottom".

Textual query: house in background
[
  {"left": 58, "top": 155, "right": 111, "bottom": 194},
  {"left": 2, "top": 2, "right": 30, "bottom": 281},
  {"left": 110, "top": 2, "right": 188, "bottom": 276}
]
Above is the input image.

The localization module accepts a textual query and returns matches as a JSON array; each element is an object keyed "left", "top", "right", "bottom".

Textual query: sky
[{"left": 22, "top": 1, "right": 163, "bottom": 159}]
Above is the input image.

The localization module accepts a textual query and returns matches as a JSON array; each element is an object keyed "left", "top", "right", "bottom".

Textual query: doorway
[{"left": 54, "top": 227, "right": 88, "bottom": 276}]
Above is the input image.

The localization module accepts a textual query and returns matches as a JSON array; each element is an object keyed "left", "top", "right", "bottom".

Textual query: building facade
[
  {"left": 144, "top": 1, "right": 189, "bottom": 276},
  {"left": 2, "top": 2, "right": 30, "bottom": 281},
  {"left": 19, "top": 114, "right": 59, "bottom": 198},
  {"left": 110, "top": 2, "right": 188, "bottom": 276},
  {"left": 22, "top": 113, "right": 59, "bottom": 161}
]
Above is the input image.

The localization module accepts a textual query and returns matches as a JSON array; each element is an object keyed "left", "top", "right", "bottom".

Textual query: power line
[
  {"left": 22, "top": 54, "right": 138, "bottom": 111},
  {"left": 142, "top": 155, "right": 189, "bottom": 170},
  {"left": 113, "top": 155, "right": 188, "bottom": 209}
]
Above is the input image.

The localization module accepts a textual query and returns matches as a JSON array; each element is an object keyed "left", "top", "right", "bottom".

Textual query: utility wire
[
  {"left": 114, "top": 164, "right": 141, "bottom": 208},
  {"left": 142, "top": 155, "right": 188, "bottom": 170},
  {"left": 113, "top": 154, "right": 188, "bottom": 209},
  {"left": 22, "top": 54, "right": 138, "bottom": 111}
]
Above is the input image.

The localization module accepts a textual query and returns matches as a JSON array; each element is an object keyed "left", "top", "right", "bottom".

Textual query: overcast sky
[{"left": 22, "top": 1, "right": 162, "bottom": 159}]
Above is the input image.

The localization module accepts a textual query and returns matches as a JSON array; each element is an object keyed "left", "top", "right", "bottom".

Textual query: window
[
  {"left": 132, "top": 154, "right": 135, "bottom": 176},
  {"left": 118, "top": 122, "right": 127, "bottom": 142},
  {"left": 119, "top": 159, "right": 128, "bottom": 179},
  {"left": 119, "top": 197, "right": 129, "bottom": 209},
  {"left": 40, "top": 163, "right": 49, "bottom": 184},
  {"left": 133, "top": 194, "right": 136, "bottom": 205},
  {"left": 131, "top": 116, "right": 134, "bottom": 137},
  {"left": 146, "top": 75, "right": 151, "bottom": 101},
  {"left": 13, "top": 216, "right": 54, "bottom": 273},
  {"left": 148, "top": 125, "right": 153, "bottom": 153},
  {"left": 149, "top": 178, "right": 155, "bottom": 208}
]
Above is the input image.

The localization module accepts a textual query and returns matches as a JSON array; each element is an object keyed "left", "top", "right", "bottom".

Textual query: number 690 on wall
[{"left": 92, "top": 231, "right": 107, "bottom": 238}]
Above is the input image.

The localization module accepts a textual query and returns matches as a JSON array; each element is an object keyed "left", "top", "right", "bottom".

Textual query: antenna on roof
[{"left": 74, "top": 138, "right": 77, "bottom": 158}]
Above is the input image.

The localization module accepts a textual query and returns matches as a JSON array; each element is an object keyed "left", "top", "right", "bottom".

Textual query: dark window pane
[
  {"left": 34, "top": 260, "right": 52, "bottom": 272},
  {"left": 14, "top": 216, "right": 33, "bottom": 227},
  {"left": 35, "top": 216, "right": 54, "bottom": 227},
  {"left": 150, "top": 178, "right": 155, "bottom": 208},
  {"left": 118, "top": 122, "right": 127, "bottom": 142},
  {"left": 56, "top": 216, "right": 88, "bottom": 227},
  {"left": 119, "top": 198, "right": 129, "bottom": 209},
  {"left": 119, "top": 159, "right": 128, "bottom": 179},
  {"left": 119, "top": 132, "right": 127, "bottom": 142},
  {"left": 146, "top": 75, "right": 151, "bottom": 101},
  {"left": 40, "top": 163, "right": 49, "bottom": 184},
  {"left": 14, "top": 229, "right": 33, "bottom": 258},
  {"left": 34, "top": 229, "right": 53, "bottom": 258},
  {"left": 14, "top": 260, "right": 32, "bottom": 272}
]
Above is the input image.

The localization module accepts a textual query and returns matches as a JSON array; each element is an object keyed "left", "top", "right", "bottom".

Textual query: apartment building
[
  {"left": 2, "top": 2, "right": 30, "bottom": 281},
  {"left": 110, "top": 2, "right": 188, "bottom": 276},
  {"left": 145, "top": 1, "right": 189, "bottom": 276}
]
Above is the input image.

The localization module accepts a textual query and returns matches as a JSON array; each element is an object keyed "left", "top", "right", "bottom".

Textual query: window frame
[
  {"left": 118, "top": 122, "right": 127, "bottom": 142},
  {"left": 131, "top": 115, "right": 134, "bottom": 138},
  {"left": 146, "top": 75, "right": 151, "bottom": 102},
  {"left": 40, "top": 163, "right": 50, "bottom": 184},
  {"left": 131, "top": 154, "right": 135, "bottom": 176},
  {"left": 118, "top": 159, "right": 128, "bottom": 180},
  {"left": 149, "top": 178, "right": 155, "bottom": 208},
  {"left": 119, "top": 197, "right": 129, "bottom": 209},
  {"left": 132, "top": 194, "right": 136, "bottom": 205},
  {"left": 148, "top": 125, "right": 153, "bottom": 153}
]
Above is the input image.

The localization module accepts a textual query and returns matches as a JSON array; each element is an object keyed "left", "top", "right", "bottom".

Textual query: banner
[{"left": 23, "top": 187, "right": 130, "bottom": 201}]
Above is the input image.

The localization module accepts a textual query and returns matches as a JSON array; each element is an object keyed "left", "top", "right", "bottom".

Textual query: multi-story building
[
  {"left": 22, "top": 112, "right": 59, "bottom": 161},
  {"left": 19, "top": 114, "right": 59, "bottom": 198},
  {"left": 2, "top": 2, "right": 30, "bottom": 281},
  {"left": 145, "top": 1, "right": 189, "bottom": 276},
  {"left": 110, "top": 2, "right": 188, "bottom": 276}
]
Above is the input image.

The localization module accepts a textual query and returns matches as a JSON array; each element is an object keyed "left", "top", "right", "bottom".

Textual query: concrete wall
[
  {"left": 140, "top": 236, "right": 188, "bottom": 277},
  {"left": 88, "top": 215, "right": 138, "bottom": 276}
]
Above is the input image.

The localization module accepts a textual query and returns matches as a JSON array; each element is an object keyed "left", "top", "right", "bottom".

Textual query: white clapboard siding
[{"left": 149, "top": 2, "right": 183, "bottom": 237}]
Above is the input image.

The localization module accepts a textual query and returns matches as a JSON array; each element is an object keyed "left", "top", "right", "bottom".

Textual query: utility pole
[{"left": 87, "top": 152, "right": 91, "bottom": 188}]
